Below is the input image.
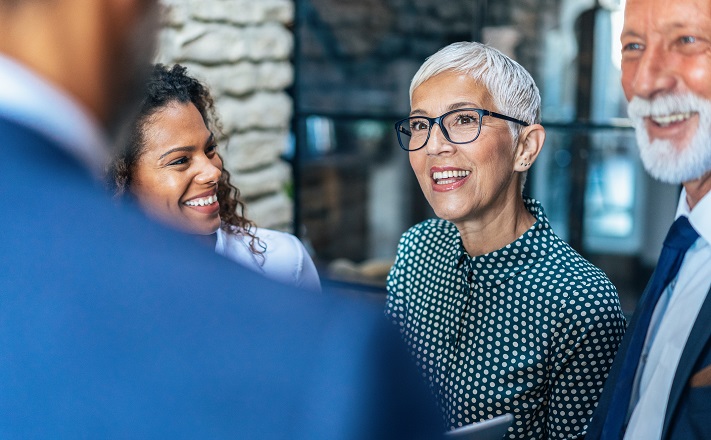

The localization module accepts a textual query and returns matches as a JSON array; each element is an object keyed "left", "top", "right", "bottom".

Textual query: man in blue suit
[
  {"left": 587, "top": 0, "right": 711, "bottom": 438},
  {"left": 0, "top": 1, "right": 439, "bottom": 438}
]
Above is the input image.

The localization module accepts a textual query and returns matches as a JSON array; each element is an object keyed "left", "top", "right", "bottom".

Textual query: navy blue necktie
[{"left": 601, "top": 216, "right": 699, "bottom": 438}]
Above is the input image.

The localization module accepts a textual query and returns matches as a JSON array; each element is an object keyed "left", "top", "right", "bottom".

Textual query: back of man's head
[{"left": 0, "top": 0, "right": 160, "bottom": 140}]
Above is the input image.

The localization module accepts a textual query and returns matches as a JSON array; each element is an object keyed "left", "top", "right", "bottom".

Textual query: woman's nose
[
  {"left": 195, "top": 159, "right": 222, "bottom": 185},
  {"left": 424, "top": 123, "right": 454, "bottom": 155}
]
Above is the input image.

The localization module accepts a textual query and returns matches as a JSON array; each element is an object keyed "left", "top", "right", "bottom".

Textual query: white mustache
[
  {"left": 627, "top": 92, "right": 711, "bottom": 184},
  {"left": 628, "top": 93, "right": 702, "bottom": 118}
]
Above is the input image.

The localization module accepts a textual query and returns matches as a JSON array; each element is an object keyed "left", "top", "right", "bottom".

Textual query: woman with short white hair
[{"left": 386, "top": 41, "right": 625, "bottom": 439}]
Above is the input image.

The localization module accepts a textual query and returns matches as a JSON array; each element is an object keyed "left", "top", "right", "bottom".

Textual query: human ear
[{"left": 513, "top": 124, "right": 545, "bottom": 171}]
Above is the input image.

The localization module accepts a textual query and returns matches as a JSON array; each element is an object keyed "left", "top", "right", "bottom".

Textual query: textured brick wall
[{"left": 157, "top": 0, "right": 295, "bottom": 231}]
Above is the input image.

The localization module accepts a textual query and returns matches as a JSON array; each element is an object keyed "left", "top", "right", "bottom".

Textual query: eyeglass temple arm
[
  {"left": 396, "top": 124, "right": 411, "bottom": 136},
  {"left": 486, "top": 111, "right": 529, "bottom": 127}
]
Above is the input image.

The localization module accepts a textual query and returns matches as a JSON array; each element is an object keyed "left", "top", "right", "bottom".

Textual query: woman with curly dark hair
[{"left": 110, "top": 63, "right": 320, "bottom": 291}]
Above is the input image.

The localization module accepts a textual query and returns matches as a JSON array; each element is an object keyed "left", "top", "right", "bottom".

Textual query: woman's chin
[
  {"left": 164, "top": 215, "right": 221, "bottom": 236},
  {"left": 189, "top": 219, "right": 222, "bottom": 236},
  {"left": 433, "top": 208, "right": 467, "bottom": 226}
]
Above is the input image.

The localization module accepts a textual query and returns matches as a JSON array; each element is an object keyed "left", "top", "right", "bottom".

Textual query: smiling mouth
[
  {"left": 649, "top": 112, "right": 696, "bottom": 127},
  {"left": 184, "top": 194, "right": 218, "bottom": 207},
  {"left": 432, "top": 170, "right": 470, "bottom": 185}
]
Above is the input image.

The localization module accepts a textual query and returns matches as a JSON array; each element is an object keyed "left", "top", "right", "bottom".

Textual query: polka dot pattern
[{"left": 385, "top": 198, "right": 626, "bottom": 439}]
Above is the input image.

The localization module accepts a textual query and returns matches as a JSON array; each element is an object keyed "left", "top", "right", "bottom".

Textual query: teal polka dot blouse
[{"left": 386, "top": 198, "right": 626, "bottom": 439}]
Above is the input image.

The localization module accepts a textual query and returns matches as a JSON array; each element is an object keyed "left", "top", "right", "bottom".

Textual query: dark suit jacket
[
  {"left": 0, "top": 118, "right": 440, "bottom": 439},
  {"left": 587, "top": 274, "right": 711, "bottom": 439}
]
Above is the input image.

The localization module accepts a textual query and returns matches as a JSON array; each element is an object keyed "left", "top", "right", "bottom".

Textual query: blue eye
[
  {"left": 680, "top": 36, "right": 697, "bottom": 44},
  {"left": 622, "top": 42, "right": 643, "bottom": 52}
]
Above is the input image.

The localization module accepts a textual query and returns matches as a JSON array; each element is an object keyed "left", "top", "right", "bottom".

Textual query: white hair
[{"left": 409, "top": 41, "right": 541, "bottom": 191}]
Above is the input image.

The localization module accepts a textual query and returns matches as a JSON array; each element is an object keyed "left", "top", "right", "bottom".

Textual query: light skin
[
  {"left": 409, "top": 70, "right": 545, "bottom": 256},
  {"left": 131, "top": 101, "right": 223, "bottom": 235},
  {"left": 621, "top": 0, "right": 711, "bottom": 208}
]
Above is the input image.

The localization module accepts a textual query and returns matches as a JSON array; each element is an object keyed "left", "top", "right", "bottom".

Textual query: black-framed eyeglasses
[{"left": 394, "top": 108, "right": 529, "bottom": 152}]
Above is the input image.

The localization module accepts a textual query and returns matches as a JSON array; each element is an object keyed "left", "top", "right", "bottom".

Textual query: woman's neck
[{"left": 457, "top": 198, "right": 535, "bottom": 257}]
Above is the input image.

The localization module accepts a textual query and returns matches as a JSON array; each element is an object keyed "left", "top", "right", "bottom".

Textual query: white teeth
[
  {"left": 185, "top": 194, "right": 218, "bottom": 207},
  {"left": 432, "top": 170, "right": 471, "bottom": 182},
  {"left": 651, "top": 112, "right": 693, "bottom": 126}
]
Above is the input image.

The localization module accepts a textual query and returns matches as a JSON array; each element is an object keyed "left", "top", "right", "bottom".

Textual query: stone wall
[{"left": 157, "top": 0, "right": 295, "bottom": 231}]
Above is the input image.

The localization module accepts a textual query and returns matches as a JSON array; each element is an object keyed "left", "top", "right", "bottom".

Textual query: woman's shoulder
[
  {"left": 218, "top": 226, "right": 300, "bottom": 255},
  {"left": 395, "top": 219, "right": 461, "bottom": 263},
  {"left": 252, "top": 226, "right": 294, "bottom": 241},
  {"left": 545, "top": 236, "right": 615, "bottom": 286},
  {"left": 254, "top": 228, "right": 321, "bottom": 291},
  {"left": 537, "top": 242, "right": 623, "bottom": 322},
  {"left": 222, "top": 226, "right": 321, "bottom": 290},
  {"left": 527, "top": 222, "right": 620, "bottom": 304},
  {"left": 247, "top": 227, "right": 309, "bottom": 255}
]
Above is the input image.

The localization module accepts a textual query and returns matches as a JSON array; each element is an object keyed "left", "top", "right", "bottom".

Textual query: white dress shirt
[
  {"left": 624, "top": 188, "right": 711, "bottom": 439},
  {"left": 0, "top": 55, "right": 108, "bottom": 176},
  {"left": 215, "top": 227, "right": 321, "bottom": 292}
]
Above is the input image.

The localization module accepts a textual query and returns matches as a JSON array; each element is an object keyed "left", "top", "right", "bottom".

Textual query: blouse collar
[{"left": 456, "top": 198, "right": 552, "bottom": 287}]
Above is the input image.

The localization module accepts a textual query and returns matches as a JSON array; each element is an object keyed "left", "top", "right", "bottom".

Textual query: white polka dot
[{"left": 385, "top": 198, "right": 626, "bottom": 439}]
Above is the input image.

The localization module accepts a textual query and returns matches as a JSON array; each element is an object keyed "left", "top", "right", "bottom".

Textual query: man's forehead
[{"left": 623, "top": 0, "right": 711, "bottom": 30}]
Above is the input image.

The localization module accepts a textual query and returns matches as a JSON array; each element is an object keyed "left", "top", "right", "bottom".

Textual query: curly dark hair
[{"left": 110, "top": 63, "right": 263, "bottom": 255}]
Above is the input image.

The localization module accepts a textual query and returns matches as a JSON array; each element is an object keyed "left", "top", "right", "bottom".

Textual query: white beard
[{"left": 628, "top": 93, "right": 711, "bottom": 184}]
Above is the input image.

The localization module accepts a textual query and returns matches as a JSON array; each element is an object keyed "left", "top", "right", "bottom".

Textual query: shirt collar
[
  {"left": 676, "top": 187, "right": 711, "bottom": 245},
  {"left": 456, "top": 197, "right": 551, "bottom": 287},
  {"left": 0, "top": 54, "right": 109, "bottom": 178}
]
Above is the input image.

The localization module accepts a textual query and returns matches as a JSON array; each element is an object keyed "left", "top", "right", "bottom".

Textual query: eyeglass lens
[{"left": 398, "top": 109, "right": 482, "bottom": 151}]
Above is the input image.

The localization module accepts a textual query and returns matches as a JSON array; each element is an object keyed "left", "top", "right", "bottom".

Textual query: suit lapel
[{"left": 662, "top": 286, "right": 711, "bottom": 438}]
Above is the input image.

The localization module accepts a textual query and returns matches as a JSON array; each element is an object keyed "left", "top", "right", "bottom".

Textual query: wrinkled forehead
[{"left": 623, "top": 0, "right": 711, "bottom": 35}]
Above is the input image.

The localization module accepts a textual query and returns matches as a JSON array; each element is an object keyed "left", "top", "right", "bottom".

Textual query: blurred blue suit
[
  {"left": 587, "top": 282, "right": 711, "bottom": 439},
  {"left": 0, "top": 117, "right": 439, "bottom": 438}
]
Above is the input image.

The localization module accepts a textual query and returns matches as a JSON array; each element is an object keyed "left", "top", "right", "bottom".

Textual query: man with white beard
[{"left": 586, "top": 0, "right": 711, "bottom": 439}]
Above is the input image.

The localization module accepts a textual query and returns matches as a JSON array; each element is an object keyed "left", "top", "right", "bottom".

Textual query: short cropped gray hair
[
  {"left": 410, "top": 41, "right": 541, "bottom": 192},
  {"left": 410, "top": 41, "right": 541, "bottom": 139}
]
